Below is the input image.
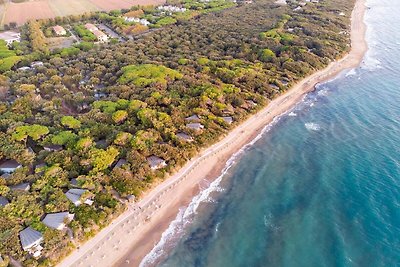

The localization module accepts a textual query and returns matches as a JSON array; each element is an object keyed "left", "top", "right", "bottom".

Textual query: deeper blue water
[{"left": 142, "top": 1, "right": 400, "bottom": 266}]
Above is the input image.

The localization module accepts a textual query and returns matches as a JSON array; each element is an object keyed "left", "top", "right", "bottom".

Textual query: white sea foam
[
  {"left": 362, "top": 54, "right": 382, "bottom": 71},
  {"left": 317, "top": 88, "right": 329, "bottom": 96},
  {"left": 345, "top": 69, "right": 357, "bottom": 77},
  {"left": 305, "top": 122, "right": 321, "bottom": 131},
  {"left": 140, "top": 114, "right": 283, "bottom": 267}
]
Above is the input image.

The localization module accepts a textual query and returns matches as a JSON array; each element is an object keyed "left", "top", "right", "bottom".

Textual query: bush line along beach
[{"left": 0, "top": 0, "right": 366, "bottom": 266}]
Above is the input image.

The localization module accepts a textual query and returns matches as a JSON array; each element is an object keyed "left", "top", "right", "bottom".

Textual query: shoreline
[{"left": 58, "top": 0, "right": 368, "bottom": 266}]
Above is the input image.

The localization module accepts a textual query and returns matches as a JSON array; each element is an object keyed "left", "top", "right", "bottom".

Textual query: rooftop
[
  {"left": 185, "top": 114, "right": 200, "bottom": 122},
  {"left": 42, "top": 212, "right": 74, "bottom": 230},
  {"left": 0, "top": 196, "right": 9, "bottom": 207},
  {"left": 19, "top": 227, "right": 43, "bottom": 251},
  {"left": 0, "top": 31, "right": 20, "bottom": 41},
  {"left": 0, "top": 159, "right": 21, "bottom": 170},
  {"left": 114, "top": 159, "right": 127, "bottom": 169},
  {"left": 222, "top": 116, "right": 233, "bottom": 124},
  {"left": 84, "top": 23, "right": 98, "bottom": 31},
  {"left": 65, "top": 188, "right": 93, "bottom": 206},
  {"left": 186, "top": 122, "right": 204, "bottom": 130},
  {"left": 53, "top": 25, "right": 66, "bottom": 33},
  {"left": 176, "top": 132, "right": 193, "bottom": 141},
  {"left": 10, "top": 183, "right": 30, "bottom": 191},
  {"left": 147, "top": 156, "right": 166, "bottom": 169},
  {"left": 93, "top": 29, "right": 107, "bottom": 38}
]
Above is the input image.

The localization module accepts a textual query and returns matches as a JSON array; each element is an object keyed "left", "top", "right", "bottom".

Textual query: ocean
[{"left": 141, "top": 0, "right": 400, "bottom": 266}]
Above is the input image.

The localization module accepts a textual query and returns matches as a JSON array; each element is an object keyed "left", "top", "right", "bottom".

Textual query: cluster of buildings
[
  {"left": 293, "top": 0, "right": 320, "bottom": 11},
  {"left": 0, "top": 31, "right": 20, "bottom": 46},
  {"left": 84, "top": 23, "right": 108, "bottom": 43},
  {"left": 0, "top": 155, "right": 95, "bottom": 258},
  {"left": 123, "top": 17, "right": 150, "bottom": 26},
  {"left": 19, "top": 212, "right": 75, "bottom": 257},
  {"left": 0, "top": 111, "right": 236, "bottom": 258},
  {"left": 157, "top": 5, "right": 187, "bottom": 13}
]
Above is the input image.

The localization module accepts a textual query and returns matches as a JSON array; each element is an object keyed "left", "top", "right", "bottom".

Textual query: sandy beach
[{"left": 58, "top": 0, "right": 367, "bottom": 266}]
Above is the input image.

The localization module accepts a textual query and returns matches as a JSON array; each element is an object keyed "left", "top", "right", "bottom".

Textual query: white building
[
  {"left": 42, "top": 212, "right": 74, "bottom": 230},
  {"left": 92, "top": 30, "right": 108, "bottom": 43},
  {"left": 123, "top": 17, "right": 150, "bottom": 26},
  {"left": 65, "top": 188, "right": 93, "bottom": 206},
  {"left": 52, "top": 25, "right": 67, "bottom": 36},
  {"left": 84, "top": 23, "right": 108, "bottom": 42},
  {"left": 157, "top": 5, "right": 187, "bottom": 13},
  {"left": 19, "top": 227, "right": 44, "bottom": 258},
  {"left": 0, "top": 31, "right": 20, "bottom": 46}
]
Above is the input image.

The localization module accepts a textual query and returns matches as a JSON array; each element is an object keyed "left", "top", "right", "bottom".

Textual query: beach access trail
[{"left": 58, "top": 0, "right": 367, "bottom": 266}]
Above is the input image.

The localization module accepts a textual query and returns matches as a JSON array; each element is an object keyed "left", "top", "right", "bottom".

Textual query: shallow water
[{"left": 142, "top": 0, "right": 400, "bottom": 266}]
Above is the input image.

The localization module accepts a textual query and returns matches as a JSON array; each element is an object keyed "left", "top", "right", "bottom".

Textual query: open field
[
  {"left": 0, "top": 0, "right": 166, "bottom": 27},
  {"left": 3, "top": 1, "right": 55, "bottom": 26},
  {"left": 48, "top": 0, "right": 100, "bottom": 17},
  {"left": 88, "top": 0, "right": 135, "bottom": 10}
]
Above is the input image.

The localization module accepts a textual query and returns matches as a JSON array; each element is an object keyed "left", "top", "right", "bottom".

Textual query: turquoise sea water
[{"left": 141, "top": 1, "right": 400, "bottom": 266}]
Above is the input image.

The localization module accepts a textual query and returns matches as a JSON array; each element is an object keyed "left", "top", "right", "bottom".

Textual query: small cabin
[
  {"left": 42, "top": 212, "right": 74, "bottom": 230},
  {"left": 176, "top": 132, "right": 193, "bottom": 142},
  {"left": 65, "top": 188, "right": 93, "bottom": 206},
  {"left": 0, "top": 160, "right": 21, "bottom": 174},
  {"left": 114, "top": 159, "right": 127, "bottom": 169},
  {"left": 147, "top": 156, "right": 167, "bottom": 170},
  {"left": 186, "top": 123, "right": 204, "bottom": 131},
  {"left": 185, "top": 115, "right": 200, "bottom": 122},
  {"left": 0, "top": 196, "right": 9, "bottom": 207},
  {"left": 222, "top": 116, "right": 233, "bottom": 124},
  {"left": 10, "top": 183, "right": 30, "bottom": 192},
  {"left": 19, "top": 227, "right": 43, "bottom": 258}
]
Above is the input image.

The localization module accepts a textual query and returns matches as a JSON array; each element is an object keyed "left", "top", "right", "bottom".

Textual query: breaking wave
[{"left": 305, "top": 122, "right": 321, "bottom": 131}]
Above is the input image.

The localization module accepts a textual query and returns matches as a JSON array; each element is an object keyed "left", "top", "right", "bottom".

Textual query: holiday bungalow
[
  {"left": 185, "top": 114, "right": 200, "bottom": 122},
  {"left": 19, "top": 227, "right": 44, "bottom": 258},
  {"left": 0, "top": 196, "right": 9, "bottom": 207},
  {"left": 186, "top": 122, "right": 204, "bottom": 131},
  {"left": 10, "top": 183, "right": 30, "bottom": 192},
  {"left": 65, "top": 188, "right": 93, "bottom": 206},
  {"left": 0, "top": 159, "right": 21, "bottom": 174},
  {"left": 176, "top": 132, "right": 193, "bottom": 142},
  {"left": 42, "top": 212, "right": 74, "bottom": 230},
  {"left": 147, "top": 156, "right": 167, "bottom": 170}
]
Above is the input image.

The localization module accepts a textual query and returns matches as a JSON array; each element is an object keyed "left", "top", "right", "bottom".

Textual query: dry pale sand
[{"left": 58, "top": 0, "right": 368, "bottom": 266}]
